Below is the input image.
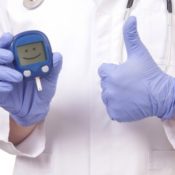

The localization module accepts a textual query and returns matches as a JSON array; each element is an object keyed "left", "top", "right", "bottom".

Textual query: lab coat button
[
  {"left": 23, "top": 0, "right": 44, "bottom": 10},
  {"left": 41, "top": 65, "right": 49, "bottom": 73},
  {"left": 23, "top": 70, "right": 32, "bottom": 77}
]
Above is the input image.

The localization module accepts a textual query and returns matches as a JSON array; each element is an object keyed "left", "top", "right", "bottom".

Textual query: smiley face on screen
[{"left": 17, "top": 42, "right": 46, "bottom": 66}]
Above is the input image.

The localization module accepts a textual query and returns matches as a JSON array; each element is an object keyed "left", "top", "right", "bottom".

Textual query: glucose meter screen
[{"left": 17, "top": 42, "right": 46, "bottom": 66}]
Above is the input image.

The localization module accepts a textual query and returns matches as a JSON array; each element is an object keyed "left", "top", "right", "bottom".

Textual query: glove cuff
[{"left": 10, "top": 105, "right": 49, "bottom": 127}]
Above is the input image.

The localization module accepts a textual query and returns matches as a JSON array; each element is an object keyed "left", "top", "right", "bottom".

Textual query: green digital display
[{"left": 17, "top": 42, "right": 46, "bottom": 66}]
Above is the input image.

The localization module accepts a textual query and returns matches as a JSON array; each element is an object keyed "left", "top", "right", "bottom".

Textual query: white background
[{"left": 0, "top": 149, "right": 15, "bottom": 175}]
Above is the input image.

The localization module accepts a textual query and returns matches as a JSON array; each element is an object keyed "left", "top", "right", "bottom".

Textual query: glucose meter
[{"left": 11, "top": 30, "right": 53, "bottom": 91}]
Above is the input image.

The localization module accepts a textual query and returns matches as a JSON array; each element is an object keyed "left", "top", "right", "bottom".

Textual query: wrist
[
  {"left": 10, "top": 104, "right": 49, "bottom": 127},
  {"left": 9, "top": 117, "right": 37, "bottom": 145},
  {"left": 10, "top": 111, "right": 47, "bottom": 127}
]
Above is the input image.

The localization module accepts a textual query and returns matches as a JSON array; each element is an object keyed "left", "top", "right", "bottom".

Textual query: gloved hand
[
  {"left": 0, "top": 33, "right": 62, "bottom": 126},
  {"left": 98, "top": 16, "right": 175, "bottom": 122}
]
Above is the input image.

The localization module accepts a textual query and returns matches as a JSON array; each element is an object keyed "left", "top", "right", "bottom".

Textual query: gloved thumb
[
  {"left": 46, "top": 52, "right": 62, "bottom": 83},
  {"left": 0, "top": 33, "right": 13, "bottom": 48},
  {"left": 123, "top": 16, "right": 147, "bottom": 58},
  {"left": 98, "top": 63, "right": 117, "bottom": 78}
]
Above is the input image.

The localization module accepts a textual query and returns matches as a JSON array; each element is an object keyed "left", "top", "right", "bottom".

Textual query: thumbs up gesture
[{"left": 98, "top": 16, "right": 175, "bottom": 122}]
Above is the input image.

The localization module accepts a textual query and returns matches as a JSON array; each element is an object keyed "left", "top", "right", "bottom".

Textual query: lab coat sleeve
[
  {"left": 0, "top": 107, "right": 46, "bottom": 158},
  {"left": 163, "top": 119, "right": 175, "bottom": 149}
]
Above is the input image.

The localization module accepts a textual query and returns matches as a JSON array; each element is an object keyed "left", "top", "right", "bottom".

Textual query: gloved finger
[
  {"left": 101, "top": 88, "right": 114, "bottom": 106},
  {"left": 100, "top": 79, "right": 107, "bottom": 90},
  {"left": 0, "top": 48, "right": 14, "bottom": 64},
  {"left": 123, "top": 16, "right": 147, "bottom": 58},
  {"left": 101, "top": 92, "right": 122, "bottom": 122},
  {"left": 106, "top": 101, "right": 140, "bottom": 122},
  {"left": 106, "top": 106, "right": 117, "bottom": 121},
  {"left": 0, "top": 81, "right": 13, "bottom": 92},
  {"left": 0, "top": 66, "right": 23, "bottom": 83},
  {"left": 105, "top": 102, "right": 126, "bottom": 122},
  {"left": 106, "top": 106, "right": 125, "bottom": 122},
  {"left": 0, "top": 33, "right": 13, "bottom": 48},
  {"left": 45, "top": 52, "right": 62, "bottom": 83},
  {"left": 99, "top": 76, "right": 112, "bottom": 92},
  {"left": 98, "top": 63, "right": 117, "bottom": 78},
  {"left": 101, "top": 90, "right": 109, "bottom": 106}
]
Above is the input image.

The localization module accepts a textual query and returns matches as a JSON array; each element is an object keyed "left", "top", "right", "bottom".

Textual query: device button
[
  {"left": 23, "top": 70, "right": 32, "bottom": 77},
  {"left": 42, "top": 65, "right": 49, "bottom": 73}
]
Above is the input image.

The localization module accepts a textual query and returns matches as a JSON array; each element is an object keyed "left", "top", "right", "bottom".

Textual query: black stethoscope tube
[
  {"left": 123, "top": 0, "right": 173, "bottom": 71},
  {"left": 167, "top": 0, "right": 173, "bottom": 13},
  {"left": 126, "top": 0, "right": 134, "bottom": 8},
  {"left": 126, "top": 0, "right": 173, "bottom": 13}
]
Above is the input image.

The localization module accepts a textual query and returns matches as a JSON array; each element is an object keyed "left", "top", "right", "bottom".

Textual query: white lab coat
[{"left": 0, "top": 0, "right": 175, "bottom": 175}]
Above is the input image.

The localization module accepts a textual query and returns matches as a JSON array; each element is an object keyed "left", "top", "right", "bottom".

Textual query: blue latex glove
[
  {"left": 0, "top": 33, "right": 62, "bottom": 126},
  {"left": 98, "top": 16, "right": 175, "bottom": 122}
]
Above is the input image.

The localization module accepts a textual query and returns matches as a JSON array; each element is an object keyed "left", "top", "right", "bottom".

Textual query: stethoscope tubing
[
  {"left": 120, "top": 0, "right": 173, "bottom": 72},
  {"left": 127, "top": 0, "right": 172, "bottom": 13}
]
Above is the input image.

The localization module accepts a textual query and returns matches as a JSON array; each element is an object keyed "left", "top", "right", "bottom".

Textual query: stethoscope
[
  {"left": 120, "top": 0, "right": 173, "bottom": 72},
  {"left": 24, "top": 0, "right": 173, "bottom": 71}
]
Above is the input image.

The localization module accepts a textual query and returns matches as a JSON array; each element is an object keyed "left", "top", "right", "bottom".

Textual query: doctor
[{"left": 0, "top": 0, "right": 175, "bottom": 175}]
